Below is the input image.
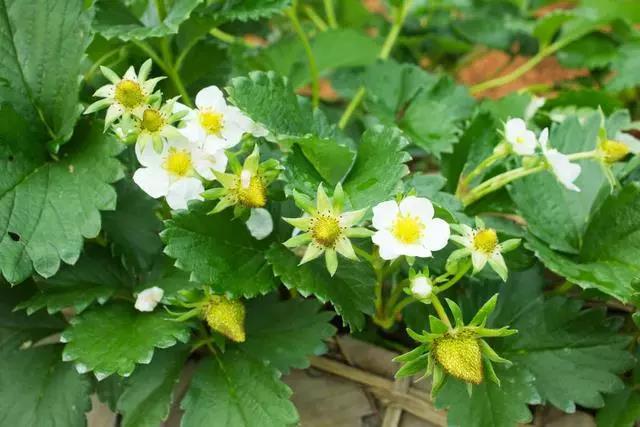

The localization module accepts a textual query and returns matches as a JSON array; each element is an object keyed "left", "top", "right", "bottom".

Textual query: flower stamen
[
  {"left": 473, "top": 229, "right": 498, "bottom": 255},
  {"left": 199, "top": 110, "right": 224, "bottom": 135},
  {"left": 392, "top": 216, "right": 423, "bottom": 244},
  {"left": 141, "top": 108, "right": 164, "bottom": 133},
  {"left": 312, "top": 214, "right": 342, "bottom": 247},
  {"left": 600, "top": 139, "right": 630, "bottom": 163},
  {"left": 115, "top": 79, "right": 145, "bottom": 109},
  {"left": 236, "top": 175, "right": 266, "bottom": 208},
  {"left": 164, "top": 149, "right": 192, "bottom": 177}
]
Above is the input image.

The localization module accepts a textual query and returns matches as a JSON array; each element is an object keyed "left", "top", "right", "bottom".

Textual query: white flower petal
[
  {"left": 179, "top": 121, "right": 206, "bottom": 145},
  {"left": 133, "top": 167, "right": 170, "bottom": 199},
  {"left": 372, "top": 230, "right": 400, "bottom": 260},
  {"left": 135, "top": 139, "right": 164, "bottom": 167},
  {"left": 134, "top": 287, "right": 164, "bottom": 312},
  {"left": 195, "top": 86, "right": 226, "bottom": 110},
  {"left": 194, "top": 149, "right": 228, "bottom": 180},
  {"left": 166, "top": 178, "right": 204, "bottom": 210},
  {"left": 471, "top": 251, "right": 488, "bottom": 273},
  {"left": 246, "top": 208, "right": 273, "bottom": 240},
  {"left": 410, "top": 276, "right": 433, "bottom": 298},
  {"left": 504, "top": 118, "right": 527, "bottom": 140},
  {"left": 372, "top": 200, "right": 400, "bottom": 230},
  {"left": 616, "top": 132, "right": 640, "bottom": 154},
  {"left": 422, "top": 218, "right": 450, "bottom": 251},
  {"left": 93, "top": 84, "right": 114, "bottom": 98},
  {"left": 546, "top": 149, "right": 581, "bottom": 192},
  {"left": 398, "top": 196, "right": 434, "bottom": 223},
  {"left": 123, "top": 66, "right": 137, "bottom": 81},
  {"left": 105, "top": 103, "right": 124, "bottom": 126}
]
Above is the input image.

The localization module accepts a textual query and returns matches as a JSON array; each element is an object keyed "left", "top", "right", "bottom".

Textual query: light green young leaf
[
  {"left": 117, "top": 345, "right": 190, "bottom": 427},
  {"left": 239, "top": 296, "right": 336, "bottom": 373},
  {"left": 0, "top": 110, "right": 123, "bottom": 284},
  {"left": 93, "top": 0, "right": 202, "bottom": 41},
  {"left": 161, "top": 204, "right": 278, "bottom": 298},
  {"left": 343, "top": 125, "right": 411, "bottom": 210},
  {"left": 266, "top": 244, "right": 375, "bottom": 330},
  {"left": 180, "top": 349, "right": 298, "bottom": 427},
  {"left": 0, "top": 0, "right": 92, "bottom": 145},
  {"left": 16, "top": 245, "right": 129, "bottom": 315},
  {"left": 61, "top": 303, "right": 191, "bottom": 378}
]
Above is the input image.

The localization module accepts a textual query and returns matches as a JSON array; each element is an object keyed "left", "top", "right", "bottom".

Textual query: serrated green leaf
[
  {"left": 0, "top": 343, "right": 92, "bottom": 427},
  {"left": 398, "top": 76, "right": 475, "bottom": 156},
  {"left": 180, "top": 349, "right": 298, "bottom": 427},
  {"left": 0, "top": 0, "right": 92, "bottom": 144},
  {"left": 117, "top": 344, "right": 190, "bottom": 427},
  {"left": 510, "top": 113, "right": 607, "bottom": 254},
  {"left": 266, "top": 244, "right": 375, "bottom": 330},
  {"left": 102, "top": 179, "right": 164, "bottom": 274},
  {"left": 607, "top": 42, "right": 640, "bottom": 92},
  {"left": 0, "top": 111, "right": 123, "bottom": 284},
  {"left": 162, "top": 203, "right": 278, "bottom": 298},
  {"left": 16, "top": 245, "right": 129, "bottom": 315},
  {"left": 596, "top": 386, "right": 640, "bottom": 427},
  {"left": 435, "top": 364, "right": 538, "bottom": 427},
  {"left": 526, "top": 183, "right": 640, "bottom": 304},
  {"left": 294, "top": 135, "right": 356, "bottom": 186},
  {"left": 227, "top": 71, "right": 312, "bottom": 137},
  {"left": 204, "top": 0, "right": 290, "bottom": 23},
  {"left": 239, "top": 296, "right": 336, "bottom": 373},
  {"left": 557, "top": 32, "right": 617, "bottom": 69},
  {"left": 61, "top": 303, "right": 190, "bottom": 378},
  {"left": 343, "top": 125, "right": 410, "bottom": 210},
  {"left": 492, "top": 269, "right": 635, "bottom": 412},
  {"left": 93, "top": 0, "right": 202, "bottom": 41},
  {"left": 283, "top": 146, "right": 325, "bottom": 197}
]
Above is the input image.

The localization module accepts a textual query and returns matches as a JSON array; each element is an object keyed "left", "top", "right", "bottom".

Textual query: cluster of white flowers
[
  {"left": 504, "top": 118, "right": 582, "bottom": 191},
  {"left": 86, "top": 60, "right": 267, "bottom": 210}
]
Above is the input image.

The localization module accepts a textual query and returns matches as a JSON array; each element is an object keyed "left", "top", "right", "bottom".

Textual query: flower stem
[
  {"left": 286, "top": 2, "right": 320, "bottom": 108},
  {"left": 456, "top": 151, "right": 508, "bottom": 197},
  {"left": 430, "top": 294, "right": 452, "bottom": 329},
  {"left": 209, "top": 28, "right": 239, "bottom": 44},
  {"left": 323, "top": 0, "right": 338, "bottom": 28},
  {"left": 337, "top": 0, "right": 412, "bottom": 129},
  {"left": 470, "top": 35, "right": 587, "bottom": 95},
  {"left": 304, "top": 5, "right": 329, "bottom": 31},
  {"left": 461, "top": 164, "right": 546, "bottom": 207},
  {"left": 436, "top": 263, "right": 470, "bottom": 293}
]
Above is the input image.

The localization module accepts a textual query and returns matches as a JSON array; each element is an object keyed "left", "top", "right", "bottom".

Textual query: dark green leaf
[
  {"left": 61, "top": 303, "right": 190, "bottom": 378},
  {"left": 0, "top": 112, "right": 123, "bottom": 284},
  {"left": 0, "top": 0, "right": 92, "bottom": 144},
  {"left": 180, "top": 350, "right": 298, "bottom": 427},
  {"left": 162, "top": 203, "right": 278, "bottom": 298},
  {"left": 239, "top": 296, "right": 336, "bottom": 373},
  {"left": 266, "top": 244, "right": 375, "bottom": 330}
]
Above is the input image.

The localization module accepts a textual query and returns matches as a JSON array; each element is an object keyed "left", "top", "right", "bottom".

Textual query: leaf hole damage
[{"left": 8, "top": 231, "right": 20, "bottom": 242}]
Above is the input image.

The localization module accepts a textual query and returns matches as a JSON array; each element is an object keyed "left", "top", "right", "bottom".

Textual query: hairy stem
[
  {"left": 430, "top": 294, "right": 452, "bottom": 329},
  {"left": 461, "top": 164, "right": 546, "bottom": 207},
  {"left": 323, "top": 0, "right": 338, "bottom": 28}
]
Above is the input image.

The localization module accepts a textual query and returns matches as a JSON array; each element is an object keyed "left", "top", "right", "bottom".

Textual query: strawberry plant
[{"left": 1, "top": 0, "right": 639, "bottom": 426}]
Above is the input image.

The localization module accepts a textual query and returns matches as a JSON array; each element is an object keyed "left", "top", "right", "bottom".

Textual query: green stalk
[
  {"left": 436, "top": 263, "right": 470, "bottom": 293},
  {"left": 470, "top": 34, "right": 589, "bottom": 95},
  {"left": 304, "top": 5, "right": 329, "bottom": 31},
  {"left": 323, "top": 0, "right": 338, "bottom": 28},
  {"left": 456, "top": 151, "right": 508, "bottom": 197},
  {"left": 286, "top": 2, "right": 320, "bottom": 108},
  {"left": 461, "top": 165, "right": 545, "bottom": 207},
  {"left": 337, "top": 0, "right": 412, "bottom": 129},
  {"left": 430, "top": 294, "right": 452, "bottom": 329}
]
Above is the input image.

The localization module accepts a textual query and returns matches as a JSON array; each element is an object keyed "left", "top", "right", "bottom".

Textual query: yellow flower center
[
  {"left": 164, "top": 149, "right": 192, "bottom": 177},
  {"left": 141, "top": 108, "right": 164, "bottom": 133},
  {"left": 392, "top": 216, "right": 423, "bottom": 244},
  {"left": 199, "top": 110, "right": 224, "bottom": 135},
  {"left": 236, "top": 175, "right": 267, "bottom": 208},
  {"left": 204, "top": 296, "right": 246, "bottom": 343},
  {"left": 115, "top": 79, "right": 145, "bottom": 109},
  {"left": 473, "top": 229, "right": 498, "bottom": 255},
  {"left": 312, "top": 214, "right": 342, "bottom": 247},
  {"left": 433, "top": 331, "right": 483, "bottom": 385},
  {"left": 600, "top": 139, "right": 630, "bottom": 163},
  {"left": 515, "top": 136, "right": 524, "bottom": 144}
]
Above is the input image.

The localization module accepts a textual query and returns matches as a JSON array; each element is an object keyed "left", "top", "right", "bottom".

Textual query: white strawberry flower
[
  {"left": 245, "top": 208, "right": 274, "bottom": 240},
  {"left": 450, "top": 219, "right": 520, "bottom": 281},
  {"left": 410, "top": 275, "right": 433, "bottom": 299},
  {"left": 179, "top": 86, "right": 255, "bottom": 152},
  {"left": 85, "top": 59, "right": 163, "bottom": 128},
  {"left": 134, "top": 287, "right": 164, "bottom": 312},
  {"left": 133, "top": 134, "right": 227, "bottom": 210},
  {"left": 538, "top": 128, "right": 582, "bottom": 192},
  {"left": 371, "top": 196, "right": 450, "bottom": 261},
  {"left": 504, "top": 118, "right": 537, "bottom": 156}
]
